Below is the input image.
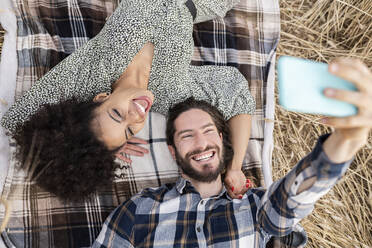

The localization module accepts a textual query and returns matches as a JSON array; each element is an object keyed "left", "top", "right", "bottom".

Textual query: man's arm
[
  {"left": 256, "top": 134, "right": 352, "bottom": 236},
  {"left": 257, "top": 58, "right": 372, "bottom": 236}
]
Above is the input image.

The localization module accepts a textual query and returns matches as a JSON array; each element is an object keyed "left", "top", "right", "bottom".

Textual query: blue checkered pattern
[{"left": 92, "top": 134, "right": 352, "bottom": 248}]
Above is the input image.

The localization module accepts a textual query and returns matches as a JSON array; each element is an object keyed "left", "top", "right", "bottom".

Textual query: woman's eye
[
  {"left": 128, "top": 127, "right": 134, "bottom": 136},
  {"left": 205, "top": 129, "right": 214, "bottom": 133},
  {"left": 113, "top": 109, "right": 122, "bottom": 118}
]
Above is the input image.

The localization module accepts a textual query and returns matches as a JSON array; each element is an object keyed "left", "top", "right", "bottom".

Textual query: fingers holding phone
[
  {"left": 328, "top": 58, "right": 372, "bottom": 94},
  {"left": 324, "top": 58, "right": 372, "bottom": 124},
  {"left": 322, "top": 58, "right": 372, "bottom": 141},
  {"left": 277, "top": 56, "right": 358, "bottom": 117},
  {"left": 277, "top": 56, "right": 372, "bottom": 142}
]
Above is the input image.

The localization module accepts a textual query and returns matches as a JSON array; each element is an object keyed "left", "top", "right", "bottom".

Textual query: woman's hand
[
  {"left": 224, "top": 168, "right": 253, "bottom": 199},
  {"left": 226, "top": 114, "right": 253, "bottom": 199},
  {"left": 115, "top": 137, "right": 149, "bottom": 164}
]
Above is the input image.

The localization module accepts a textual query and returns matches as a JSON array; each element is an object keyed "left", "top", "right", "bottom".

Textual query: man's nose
[{"left": 193, "top": 132, "right": 208, "bottom": 150}]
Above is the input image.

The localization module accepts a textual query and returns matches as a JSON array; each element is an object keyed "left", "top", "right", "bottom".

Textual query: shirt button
[{"left": 197, "top": 227, "right": 201, "bottom": 232}]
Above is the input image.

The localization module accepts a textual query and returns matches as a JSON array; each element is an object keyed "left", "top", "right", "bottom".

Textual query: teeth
[
  {"left": 194, "top": 152, "right": 213, "bottom": 161},
  {"left": 134, "top": 101, "right": 145, "bottom": 114}
]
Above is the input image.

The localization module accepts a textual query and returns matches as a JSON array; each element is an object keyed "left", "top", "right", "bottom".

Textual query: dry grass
[
  {"left": 0, "top": 0, "right": 371, "bottom": 247},
  {"left": 276, "top": 0, "right": 372, "bottom": 247}
]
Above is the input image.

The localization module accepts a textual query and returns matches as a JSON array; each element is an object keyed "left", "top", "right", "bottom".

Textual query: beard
[{"left": 174, "top": 145, "right": 225, "bottom": 183}]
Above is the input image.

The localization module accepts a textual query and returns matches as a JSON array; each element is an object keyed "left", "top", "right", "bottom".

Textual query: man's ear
[
  {"left": 93, "top": 92, "right": 110, "bottom": 103},
  {"left": 168, "top": 145, "right": 176, "bottom": 160}
]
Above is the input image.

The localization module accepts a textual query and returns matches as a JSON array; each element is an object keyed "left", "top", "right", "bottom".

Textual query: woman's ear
[{"left": 93, "top": 92, "right": 111, "bottom": 102}]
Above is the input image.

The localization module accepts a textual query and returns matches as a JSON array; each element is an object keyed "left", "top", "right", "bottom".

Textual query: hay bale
[{"left": 276, "top": 0, "right": 372, "bottom": 247}]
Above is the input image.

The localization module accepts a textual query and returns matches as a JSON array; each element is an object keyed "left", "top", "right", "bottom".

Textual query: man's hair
[
  {"left": 12, "top": 98, "right": 117, "bottom": 202},
  {"left": 166, "top": 97, "right": 233, "bottom": 167}
]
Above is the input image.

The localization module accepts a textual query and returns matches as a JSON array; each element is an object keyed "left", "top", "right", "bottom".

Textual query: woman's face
[{"left": 92, "top": 87, "right": 154, "bottom": 150}]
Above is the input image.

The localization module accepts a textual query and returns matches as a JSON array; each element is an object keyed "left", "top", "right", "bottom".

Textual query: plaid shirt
[{"left": 92, "top": 134, "right": 352, "bottom": 248}]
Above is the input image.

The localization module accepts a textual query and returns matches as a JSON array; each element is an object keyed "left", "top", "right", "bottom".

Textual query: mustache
[{"left": 185, "top": 145, "right": 219, "bottom": 160}]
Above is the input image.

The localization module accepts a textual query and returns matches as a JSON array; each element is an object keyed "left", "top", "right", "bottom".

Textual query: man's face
[{"left": 170, "top": 109, "right": 224, "bottom": 182}]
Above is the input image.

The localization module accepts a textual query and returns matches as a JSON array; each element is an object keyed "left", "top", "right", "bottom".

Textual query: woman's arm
[
  {"left": 224, "top": 114, "right": 252, "bottom": 198},
  {"left": 1, "top": 0, "right": 157, "bottom": 133},
  {"left": 228, "top": 114, "right": 252, "bottom": 169}
]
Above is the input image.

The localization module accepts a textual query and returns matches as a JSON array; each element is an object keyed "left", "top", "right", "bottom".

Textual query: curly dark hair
[
  {"left": 166, "top": 97, "right": 234, "bottom": 168},
  {"left": 11, "top": 98, "right": 118, "bottom": 202}
]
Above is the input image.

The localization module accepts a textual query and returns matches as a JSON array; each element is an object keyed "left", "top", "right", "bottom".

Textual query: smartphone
[{"left": 277, "top": 56, "right": 357, "bottom": 117}]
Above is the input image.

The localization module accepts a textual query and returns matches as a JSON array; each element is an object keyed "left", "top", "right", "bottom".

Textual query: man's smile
[{"left": 191, "top": 150, "right": 216, "bottom": 162}]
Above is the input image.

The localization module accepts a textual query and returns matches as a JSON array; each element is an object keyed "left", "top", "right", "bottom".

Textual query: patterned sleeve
[
  {"left": 0, "top": 37, "right": 114, "bottom": 133},
  {"left": 91, "top": 199, "right": 137, "bottom": 248},
  {"left": 189, "top": 65, "right": 256, "bottom": 120},
  {"left": 192, "top": 0, "right": 240, "bottom": 23},
  {"left": 256, "top": 134, "right": 352, "bottom": 236},
  {"left": 0, "top": 0, "right": 154, "bottom": 133}
]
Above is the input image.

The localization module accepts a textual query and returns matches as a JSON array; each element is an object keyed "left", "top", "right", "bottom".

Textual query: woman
[{"left": 1, "top": 0, "right": 255, "bottom": 201}]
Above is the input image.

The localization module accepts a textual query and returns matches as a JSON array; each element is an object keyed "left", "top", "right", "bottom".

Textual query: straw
[{"left": 275, "top": 0, "right": 372, "bottom": 247}]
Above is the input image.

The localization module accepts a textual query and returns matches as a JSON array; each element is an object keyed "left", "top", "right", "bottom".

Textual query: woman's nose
[{"left": 127, "top": 108, "right": 144, "bottom": 123}]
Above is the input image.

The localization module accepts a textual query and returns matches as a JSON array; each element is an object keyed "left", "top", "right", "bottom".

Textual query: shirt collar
[
  {"left": 175, "top": 178, "right": 194, "bottom": 194},
  {"left": 175, "top": 177, "right": 230, "bottom": 200}
]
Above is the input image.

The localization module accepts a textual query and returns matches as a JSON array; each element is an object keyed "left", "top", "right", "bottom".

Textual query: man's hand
[
  {"left": 115, "top": 137, "right": 149, "bottom": 164},
  {"left": 322, "top": 58, "right": 372, "bottom": 162},
  {"left": 224, "top": 169, "right": 253, "bottom": 199}
]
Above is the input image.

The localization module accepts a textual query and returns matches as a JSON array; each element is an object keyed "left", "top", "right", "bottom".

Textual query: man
[{"left": 92, "top": 58, "right": 372, "bottom": 247}]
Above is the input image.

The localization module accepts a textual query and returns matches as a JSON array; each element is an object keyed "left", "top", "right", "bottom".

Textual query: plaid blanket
[{"left": 0, "top": 0, "right": 280, "bottom": 247}]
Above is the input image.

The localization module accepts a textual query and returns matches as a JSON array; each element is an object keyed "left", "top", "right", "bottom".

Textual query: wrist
[
  {"left": 333, "top": 129, "right": 368, "bottom": 147},
  {"left": 323, "top": 132, "right": 366, "bottom": 163},
  {"left": 229, "top": 159, "right": 243, "bottom": 170}
]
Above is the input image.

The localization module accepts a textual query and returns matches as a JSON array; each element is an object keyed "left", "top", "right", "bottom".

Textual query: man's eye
[{"left": 182, "top": 135, "right": 192, "bottom": 139}]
